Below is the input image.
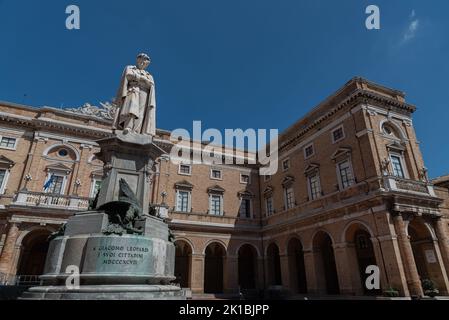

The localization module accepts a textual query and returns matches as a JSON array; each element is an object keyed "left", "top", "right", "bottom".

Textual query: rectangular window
[
  {"left": 304, "top": 144, "right": 315, "bottom": 159},
  {"left": 285, "top": 187, "right": 295, "bottom": 209},
  {"left": 211, "top": 169, "right": 222, "bottom": 180},
  {"left": 266, "top": 197, "right": 274, "bottom": 216},
  {"left": 239, "top": 199, "right": 251, "bottom": 218},
  {"left": 48, "top": 175, "right": 65, "bottom": 195},
  {"left": 240, "top": 174, "right": 250, "bottom": 184},
  {"left": 391, "top": 155, "right": 405, "bottom": 178},
  {"left": 282, "top": 159, "right": 290, "bottom": 171},
  {"left": 0, "top": 169, "right": 7, "bottom": 194},
  {"left": 264, "top": 175, "right": 272, "bottom": 182},
  {"left": 0, "top": 137, "right": 17, "bottom": 149},
  {"left": 309, "top": 174, "right": 321, "bottom": 200},
  {"left": 176, "top": 191, "right": 190, "bottom": 213},
  {"left": 179, "top": 164, "right": 192, "bottom": 175},
  {"left": 210, "top": 195, "right": 222, "bottom": 216},
  {"left": 332, "top": 126, "right": 345, "bottom": 143},
  {"left": 90, "top": 179, "right": 102, "bottom": 198},
  {"left": 338, "top": 160, "right": 354, "bottom": 189}
]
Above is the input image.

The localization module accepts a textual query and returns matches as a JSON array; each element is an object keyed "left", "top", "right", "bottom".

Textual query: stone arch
[
  {"left": 264, "top": 239, "right": 281, "bottom": 256},
  {"left": 286, "top": 237, "right": 307, "bottom": 294},
  {"left": 16, "top": 226, "right": 55, "bottom": 281},
  {"left": 283, "top": 233, "right": 305, "bottom": 255},
  {"left": 174, "top": 237, "right": 196, "bottom": 254},
  {"left": 341, "top": 220, "right": 375, "bottom": 244},
  {"left": 202, "top": 239, "right": 227, "bottom": 256},
  {"left": 266, "top": 242, "right": 282, "bottom": 286},
  {"left": 203, "top": 242, "right": 226, "bottom": 294},
  {"left": 343, "top": 221, "right": 380, "bottom": 295},
  {"left": 237, "top": 244, "right": 259, "bottom": 290},
  {"left": 408, "top": 218, "right": 449, "bottom": 294},
  {"left": 16, "top": 225, "right": 57, "bottom": 247},
  {"left": 312, "top": 230, "right": 340, "bottom": 294},
  {"left": 43, "top": 143, "right": 80, "bottom": 161},
  {"left": 310, "top": 228, "right": 336, "bottom": 250},
  {"left": 379, "top": 119, "right": 407, "bottom": 141},
  {"left": 174, "top": 240, "right": 193, "bottom": 288},
  {"left": 233, "top": 242, "right": 261, "bottom": 258}
]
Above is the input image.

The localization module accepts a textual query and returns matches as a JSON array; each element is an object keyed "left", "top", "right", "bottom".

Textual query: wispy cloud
[{"left": 401, "top": 10, "right": 420, "bottom": 44}]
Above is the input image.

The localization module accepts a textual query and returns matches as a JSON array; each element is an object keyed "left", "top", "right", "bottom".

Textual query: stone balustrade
[
  {"left": 12, "top": 191, "right": 91, "bottom": 211},
  {"left": 383, "top": 176, "right": 436, "bottom": 196}
]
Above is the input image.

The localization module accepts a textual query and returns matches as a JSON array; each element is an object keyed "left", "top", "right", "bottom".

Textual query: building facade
[{"left": 0, "top": 77, "right": 448, "bottom": 298}]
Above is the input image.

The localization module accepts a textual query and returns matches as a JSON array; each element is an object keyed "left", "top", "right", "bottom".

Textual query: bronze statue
[{"left": 98, "top": 179, "right": 145, "bottom": 235}]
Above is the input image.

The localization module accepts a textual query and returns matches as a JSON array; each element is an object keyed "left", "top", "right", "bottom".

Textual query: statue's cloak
[{"left": 113, "top": 65, "right": 156, "bottom": 136}]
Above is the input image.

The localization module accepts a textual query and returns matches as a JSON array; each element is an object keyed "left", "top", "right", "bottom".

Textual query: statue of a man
[{"left": 113, "top": 53, "right": 156, "bottom": 136}]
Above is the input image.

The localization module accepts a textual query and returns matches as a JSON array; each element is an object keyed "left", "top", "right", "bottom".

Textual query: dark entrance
[
  {"left": 204, "top": 242, "right": 225, "bottom": 293},
  {"left": 238, "top": 244, "right": 257, "bottom": 289}
]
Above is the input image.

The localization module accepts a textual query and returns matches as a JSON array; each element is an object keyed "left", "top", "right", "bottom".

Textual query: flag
[{"left": 43, "top": 174, "right": 55, "bottom": 191}]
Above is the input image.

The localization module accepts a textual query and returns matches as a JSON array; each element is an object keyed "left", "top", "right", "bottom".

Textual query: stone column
[
  {"left": 333, "top": 242, "right": 357, "bottom": 295},
  {"left": 279, "top": 254, "right": 290, "bottom": 291},
  {"left": 223, "top": 255, "right": 239, "bottom": 294},
  {"left": 434, "top": 218, "right": 449, "bottom": 277},
  {"left": 392, "top": 213, "right": 423, "bottom": 297},
  {"left": 370, "top": 236, "right": 389, "bottom": 292},
  {"left": 190, "top": 253, "right": 205, "bottom": 294},
  {"left": 303, "top": 250, "right": 318, "bottom": 294},
  {"left": 429, "top": 238, "right": 449, "bottom": 294},
  {"left": 0, "top": 223, "right": 20, "bottom": 280},
  {"left": 375, "top": 234, "right": 410, "bottom": 296}
]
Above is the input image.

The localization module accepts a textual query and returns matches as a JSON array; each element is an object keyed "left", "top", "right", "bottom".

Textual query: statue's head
[{"left": 136, "top": 53, "right": 151, "bottom": 70}]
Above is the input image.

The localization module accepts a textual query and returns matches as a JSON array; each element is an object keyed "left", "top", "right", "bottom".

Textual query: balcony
[
  {"left": 12, "top": 191, "right": 91, "bottom": 211},
  {"left": 383, "top": 176, "right": 436, "bottom": 196}
]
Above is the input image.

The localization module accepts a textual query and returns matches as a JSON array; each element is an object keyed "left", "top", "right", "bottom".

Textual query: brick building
[{"left": 0, "top": 77, "right": 448, "bottom": 298}]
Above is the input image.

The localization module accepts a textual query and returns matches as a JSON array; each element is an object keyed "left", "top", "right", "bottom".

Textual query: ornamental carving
[{"left": 65, "top": 102, "right": 117, "bottom": 121}]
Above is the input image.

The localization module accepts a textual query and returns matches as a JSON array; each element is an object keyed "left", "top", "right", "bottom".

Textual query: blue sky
[{"left": 0, "top": 1, "right": 448, "bottom": 178}]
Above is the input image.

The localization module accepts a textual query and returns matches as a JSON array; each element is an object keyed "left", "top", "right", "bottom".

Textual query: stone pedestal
[
  {"left": 95, "top": 132, "right": 165, "bottom": 216},
  {"left": 22, "top": 213, "right": 185, "bottom": 300},
  {"left": 22, "top": 131, "right": 186, "bottom": 300}
]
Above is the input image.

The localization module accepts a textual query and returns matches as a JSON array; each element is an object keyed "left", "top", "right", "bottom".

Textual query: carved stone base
[{"left": 95, "top": 132, "right": 165, "bottom": 216}]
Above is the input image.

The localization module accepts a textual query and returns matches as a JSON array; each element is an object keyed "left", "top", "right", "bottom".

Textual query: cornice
[{"left": 279, "top": 89, "right": 416, "bottom": 153}]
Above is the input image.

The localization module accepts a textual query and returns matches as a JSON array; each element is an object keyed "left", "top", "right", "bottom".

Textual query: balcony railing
[
  {"left": 383, "top": 176, "right": 436, "bottom": 196},
  {"left": 0, "top": 273, "right": 42, "bottom": 286},
  {"left": 12, "top": 191, "right": 92, "bottom": 211}
]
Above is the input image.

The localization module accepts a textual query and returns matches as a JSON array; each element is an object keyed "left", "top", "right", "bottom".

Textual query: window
[
  {"left": 0, "top": 169, "right": 8, "bottom": 194},
  {"left": 176, "top": 190, "right": 191, "bottom": 213},
  {"left": 240, "top": 174, "right": 250, "bottom": 184},
  {"left": 239, "top": 198, "right": 251, "bottom": 218},
  {"left": 338, "top": 160, "right": 354, "bottom": 189},
  {"left": 211, "top": 169, "right": 222, "bottom": 180},
  {"left": 282, "top": 159, "right": 290, "bottom": 171},
  {"left": 178, "top": 164, "right": 192, "bottom": 175},
  {"left": 304, "top": 143, "right": 315, "bottom": 159},
  {"left": 264, "top": 175, "right": 272, "bottom": 182},
  {"left": 209, "top": 195, "right": 223, "bottom": 216},
  {"left": 0, "top": 137, "right": 17, "bottom": 149},
  {"left": 356, "top": 234, "right": 370, "bottom": 250},
  {"left": 382, "top": 123, "right": 401, "bottom": 140},
  {"left": 266, "top": 197, "right": 274, "bottom": 216},
  {"left": 331, "top": 126, "right": 345, "bottom": 143},
  {"left": 308, "top": 174, "right": 321, "bottom": 200},
  {"left": 390, "top": 155, "right": 405, "bottom": 178},
  {"left": 90, "top": 179, "right": 102, "bottom": 198},
  {"left": 285, "top": 187, "right": 295, "bottom": 209},
  {"left": 58, "top": 149, "right": 69, "bottom": 157},
  {"left": 46, "top": 175, "right": 65, "bottom": 195}
]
